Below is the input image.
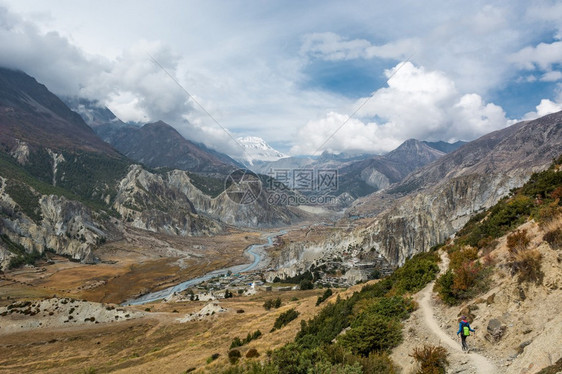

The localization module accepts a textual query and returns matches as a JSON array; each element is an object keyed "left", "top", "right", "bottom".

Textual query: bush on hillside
[
  {"left": 507, "top": 230, "right": 530, "bottom": 253},
  {"left": 246, "top": 349, "right": 260, "bottom": 358},
  {"left": 391, "top": 252, "right": 440, "bottom": 294},
  {"left": 338, "top": 314, "right": 402, "bottom": 356},
  {"left": 228, "top": 349, "right": 241, "bottom": 364},
  {"left": 543, "top": 228, "right": 562, "bottom": 250},
  {"left": 206, "top": 353, "right": 219, "bottom": 364},
  {"left": 508, "top": 249, "right": 544, "bottom": 285},
  {"left": 410, "top": 345, "right": 448, "bottom": 374},
  {"left": 299, "top": 279, "right": 314, "bottom": 290},
  {"left": 316, "top": 288, "right": 333, "bottom": 306},
  {"left": 271, "top": 309, "right": 299, "bottom": 331},
  {"left": 263, "top": 297, "right": 282, "bottom": 310}
]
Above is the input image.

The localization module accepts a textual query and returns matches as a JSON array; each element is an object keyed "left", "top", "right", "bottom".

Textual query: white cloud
[
  {"left": 510, "top": 41, "right": 562, "bottom": 70},
  {"left": 523, "top": 98, "right": 562, "bottom": 120},
  {"left": 0, "top": 6, "right": 107, "bottom": 96},
  {"left": 2, "top": 1, "right": 562, "bottom": 158},
  {"left": 540, "top": 70, "right": 562, "bottom": 82},
  {"left": 291, "top": 62, "right": 511, "bottom": 155}
]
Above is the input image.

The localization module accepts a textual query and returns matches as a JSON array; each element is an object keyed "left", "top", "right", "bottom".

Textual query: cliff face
[
  {"left": 267, "top": 112, "right": 562, "bottom": 278},
  {"left": 112, "top": 165, "right": 222, "bottom": 236},
  {"left": 0, "top": 179, "right": 104, "bottom": 268},
  {"left": 360, "top": 113, "right": 562, "bottom": 265},
  {"left": 115, "top": 165, "right": 301, "bottom": 229}
]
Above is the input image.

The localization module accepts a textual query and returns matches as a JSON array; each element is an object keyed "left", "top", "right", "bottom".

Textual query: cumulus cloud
[
  {"left": 291, "top": 62, "right": 511, "bottom": 155},
  {"left": 88, "top": 40, "right": 193, "bottom": 125},
  {"left": 523, "top": 93, "right": 562, "bottom": 120}
]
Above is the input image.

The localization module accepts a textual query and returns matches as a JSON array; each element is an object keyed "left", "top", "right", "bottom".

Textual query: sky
[{"left": 1, "top": 1, "right": 562, "bottom": 158}]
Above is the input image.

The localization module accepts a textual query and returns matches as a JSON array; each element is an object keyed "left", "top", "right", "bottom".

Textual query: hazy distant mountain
[
  {"left": 422, "top": 140, "right": 466, "bottom": 153},
  {"left": 64, "top": 98, "right": 242, "bottom": 175},
  {"left": 235, "top": 136, "right": 287, "bottom": 165},
  {"left": 336, "top": 139, "right": 446, "bottom": 197},
  {"left": 248, "top": 139, "right": 448, "bottom": 199},
  {"left": 92, "top": 120, "right": 241, "bottom": 175}
]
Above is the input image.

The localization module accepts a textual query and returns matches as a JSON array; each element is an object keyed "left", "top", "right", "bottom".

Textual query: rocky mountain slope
[
  {"left": 265, "top": 113, "right": 562, "bottom": 280},
  {"left": 105, "top": 120, "right": 241, "bottom": 175},
  {"left": 337, "top": 139, "right": 446, "bottom": 196},
  {"left": 391, "top": 220, "right": 562, "bottom": 373},
  {"left": 0, "top": 68, "right": 117, "bottom": 156}
]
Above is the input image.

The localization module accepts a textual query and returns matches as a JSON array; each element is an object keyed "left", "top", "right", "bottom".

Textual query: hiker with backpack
[{"left": 457, "top": 316, "right": 475, "bottom": 352}]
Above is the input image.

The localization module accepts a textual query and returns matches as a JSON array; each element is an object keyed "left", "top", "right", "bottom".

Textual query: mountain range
[
  {"left": 265, "top": 111, "right": 562, "bottom": 281},
  {"left": 0, "top": 68, "right": 302, "bottom": 269},
  {"left": 2, "top": 65, "right": 562, "bottom": 277}
]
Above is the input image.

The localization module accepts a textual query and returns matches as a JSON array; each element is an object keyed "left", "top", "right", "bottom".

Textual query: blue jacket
[{"left": 457, "top": 320, "right": 475, "bottom": 335}]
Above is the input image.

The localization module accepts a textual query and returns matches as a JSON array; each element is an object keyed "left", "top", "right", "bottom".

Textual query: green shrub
[
  {"left": 299, "top": 279, "right": 313, "bottom": 290},
  {"left": 410, "top": 345, "right": 448, "bottom": 374},
  {"left": 230, "top": 337, "right": 243, "bottom": 349},
  {"left": 366, "top": 296, "right": 415, "bottom": 320},
  {"left": 434, "top": 270, "right": 456, "bottom": 305},
  {"left": 316, "top": 288, "right": 333, "bottom": 306},
  {"left": 228, "top": 349, "right": 242, "bottom": 364},
  {"left": 358, "top": 353, "right": 397, "bottom": 373},
  {"left": 339, "top": 314, "right": 402, "bottom": 356},
  {"left": 272, "top": 308, "right": 299, "bottom": 331},
  {"left": 231, "top": 330, "right": 262, "bottom": 349},
  {"left": 391, "top": 252, "right": 439, "bottom": 294},
  {"left": 263, "top": 298, "right": 282, "bottom": 310},
  {"left": 206, "top": 353, "right": 219, "bottom": 364}
]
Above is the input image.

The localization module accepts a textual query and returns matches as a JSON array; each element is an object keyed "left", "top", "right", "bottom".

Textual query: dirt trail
[
  {"left": 416, "top": 252, "right": 497, "bottom": 374},
  {"left": 418, "top": 282, "right": 497, "bottom": 373}
]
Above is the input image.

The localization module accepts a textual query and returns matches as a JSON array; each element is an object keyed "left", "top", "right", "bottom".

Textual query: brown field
[{"left": 0, "top": 287, "right": 335, "bottom": 373}]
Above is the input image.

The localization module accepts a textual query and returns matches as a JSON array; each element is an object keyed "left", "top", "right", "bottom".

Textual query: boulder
[{"left": 486, "top": 318, "right": 506, "bottom": 342}]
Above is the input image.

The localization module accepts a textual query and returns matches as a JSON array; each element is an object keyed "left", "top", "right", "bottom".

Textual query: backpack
[{"left": 462, "top": 324, "right": 470, "bottom": 336}]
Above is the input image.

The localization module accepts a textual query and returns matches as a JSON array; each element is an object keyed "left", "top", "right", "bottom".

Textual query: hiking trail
[{"left": 416, "top": 251, "right": 497, "bottom": 373}]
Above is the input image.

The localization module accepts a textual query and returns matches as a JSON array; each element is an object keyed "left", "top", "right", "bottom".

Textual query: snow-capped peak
[{"left": 236, "top": 136, "right": 287, "bottom": 164}]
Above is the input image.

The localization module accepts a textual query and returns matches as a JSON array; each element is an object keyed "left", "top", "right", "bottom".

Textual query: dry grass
[{"left": 0, "top": 284, "right": 327, "bottom": 373}]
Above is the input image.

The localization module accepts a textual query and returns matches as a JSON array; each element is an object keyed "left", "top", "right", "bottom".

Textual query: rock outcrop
[
  {"left": 115, "top": 165, "right": 302, "bottom": 229},
  {"left": 0, "top": 180, "right": 104, "bottom": 269}
]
